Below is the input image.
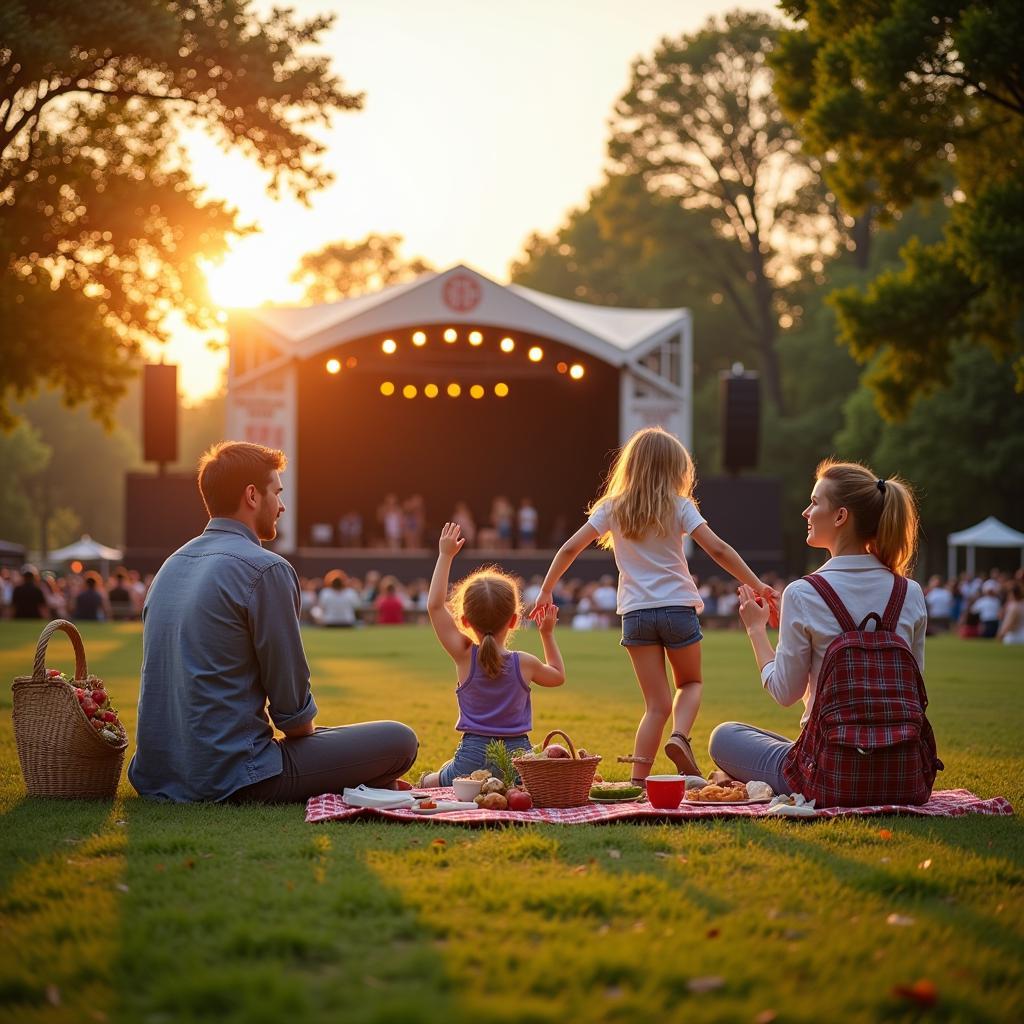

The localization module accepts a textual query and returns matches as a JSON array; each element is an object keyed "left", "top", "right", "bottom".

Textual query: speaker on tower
[
  {"left": 720, "top": 365, "right": 760, "bottom": 473},
  {"left": 142, "top": 363, "right": 178, "bottom": 466}
]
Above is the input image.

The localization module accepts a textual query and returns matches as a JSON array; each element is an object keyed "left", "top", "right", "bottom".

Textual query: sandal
[{"left": 664, "top": 732, "right": 702, "bottom": 777}]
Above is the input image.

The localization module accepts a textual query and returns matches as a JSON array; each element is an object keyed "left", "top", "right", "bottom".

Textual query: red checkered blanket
[{"left": 306, "top": 787, "right": 1012, "bottom": 825}]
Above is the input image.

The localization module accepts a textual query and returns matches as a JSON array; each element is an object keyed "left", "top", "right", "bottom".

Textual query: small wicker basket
[
  {"left": 12, "top": 619, "right": 127, "bottom": 799},
  {"left": 513, "top": 729, "right": 601, "bottom": 808}
]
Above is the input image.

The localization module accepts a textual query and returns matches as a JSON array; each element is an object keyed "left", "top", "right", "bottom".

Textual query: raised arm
[
  {"left": 520, "top": 604, "right": 565, "bottom": 687},
  {"left": 529, "top": 522, "right": 599, "bottom": 620},
  {"left": 427, "top": 523, "right": 471, "bottom": 660}
]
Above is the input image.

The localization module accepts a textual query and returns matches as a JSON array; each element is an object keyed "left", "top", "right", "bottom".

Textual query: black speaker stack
[
  {"left": 719, "top": 366, "right": 760, "bottom": 473},
  {"left": 142, "top": 363, "right": 178, "bottom": 466}
]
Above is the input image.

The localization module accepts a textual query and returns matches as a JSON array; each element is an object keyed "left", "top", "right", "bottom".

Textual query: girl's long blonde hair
[
  {"left": 588, "top": 427, "right": 697, "bottom": 549},
  {"left": 448, "top": 568, "right": 521, "bottom": 678},
  {"left": 816, "top": 459, "right": 919, "bottom": 577}
]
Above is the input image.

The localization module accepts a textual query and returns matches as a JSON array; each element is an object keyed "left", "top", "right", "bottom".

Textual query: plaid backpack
[{"left": 781, "top": 573, "right": 942, "bottom": 807}]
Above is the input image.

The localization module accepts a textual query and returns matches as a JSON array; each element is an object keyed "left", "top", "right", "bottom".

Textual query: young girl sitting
[
  {"left": 419, "top": 522, "right": 566, "bottom": 787},
  {"left": 530, "top": 427, "right": 776, "bottom": 786}
]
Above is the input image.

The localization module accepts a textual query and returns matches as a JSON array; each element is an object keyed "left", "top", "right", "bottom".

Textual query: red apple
[
  {"left": 507, "top": 789, "right": 533, "bottom": 811},
  {"left": 545, "top": 744, "right": 571, "bottom": 759},
  {"left": 92, "top": 719, "right": 104, "bottom": 730},
  {"left": 103, "top": 711, "right": 118, "bottom": 723},
  {"left": 81, "top": 699, "right": 98, "bottom": 717},
  {"left": 91, "top": 689, "right": 108, "bottom": 706}
]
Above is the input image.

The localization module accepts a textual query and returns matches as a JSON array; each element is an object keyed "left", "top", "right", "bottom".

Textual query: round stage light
[
  {"left": 380, "top": 381, "right": 396, "bottom": 396},
  {"left": 345, "top": 356, "right": 358, "bottom": 368},
  {"left": 447, "top": 382, "right": 461, "bottom": 397},
  {"left": 412, "top": 331, "right": 427, "bottom": 346},
  {"left": 443, "top": 328, "right": 458, "bottom": 343},
  {"left": 500, "top": 337, "right": 515, "bottom": 353},
  {"left": 494, "top": 382, "right": 509, "bottom": 397},
  {"left": 470, "top": 384, "right": 485, "bottom": 399},
  {"left": 325, "top": 358, "right": 341, "bottom": 374},
  {"left": 468, "top": 330, "right": 483, "bottom": 346},
  {"left": 556, "top": 361, "right": 568, "bottom": 374},
  {"left": 382, "top": 338, "right": 397, "bottom": 354},
  {"left": 424, "top": 383, "right": 439, "bottom": 398},
  {"left": 528, "top": 346, "right": 543, "bottom": 362},
  {"left": 403, "top": 384, "right": 417, "bottom": 399},
  {"left": 569, "top": 363, "right": 585, "bottom": 380}
]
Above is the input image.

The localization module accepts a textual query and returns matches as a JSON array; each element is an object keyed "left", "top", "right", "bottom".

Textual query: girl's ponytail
[
  {"left": 478, "top": 632, "right": 503, "bottom": 678},
  {"left": 816, "top": 460, "right": 919, "bottom": 577},
  {"left": 873, "top": 476, "right": 919, "bottom": 578}
]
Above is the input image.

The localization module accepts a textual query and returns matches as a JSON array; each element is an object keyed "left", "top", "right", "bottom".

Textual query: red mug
[{"left": 646, "top": 774, "right": 686, "bottom": 810}]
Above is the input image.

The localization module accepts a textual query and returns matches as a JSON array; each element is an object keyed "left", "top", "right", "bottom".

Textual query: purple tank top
[{"left": 455, "top": 646, "right": 532, "bottom": 736}]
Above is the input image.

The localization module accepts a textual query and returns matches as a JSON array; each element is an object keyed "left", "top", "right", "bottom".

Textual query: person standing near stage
[{"left": 129, "top": 441, "right": 418, "bottom": 803}]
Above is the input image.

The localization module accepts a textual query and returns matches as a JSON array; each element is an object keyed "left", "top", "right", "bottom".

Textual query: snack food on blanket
[
  {"left": 590, "top": 781, "right": 644, "bottom": 800},
  {"left": 686, "top": 781, "right": 748, "bottom": 803},
  {"left": 745, "top": 780, "right": 774, "bottom": 801}
]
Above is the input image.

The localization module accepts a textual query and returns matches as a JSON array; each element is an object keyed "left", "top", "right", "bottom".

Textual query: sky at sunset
[{"left": 171, "top": 0, "right": 777, "bottom": 400}]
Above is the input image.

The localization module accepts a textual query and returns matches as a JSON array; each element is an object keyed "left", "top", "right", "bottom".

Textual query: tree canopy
[
  {"left": 773, "top": 0, "right": 1024, "bottom": 417},
  {"left": 608, "top": 10, "right": 854, "bottom": 412},
  {"left": 292, "top": 233, "right": 432, "bottom": 304},
  {"left": 0, "top": 0, "right": 361, "bottom": 427}
]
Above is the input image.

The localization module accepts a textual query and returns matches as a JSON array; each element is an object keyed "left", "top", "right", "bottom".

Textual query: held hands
[
  {"left": 738, "top": 583, "right": 773, "bottom": 632},
  {"left": 438, "top": 522, "right": 465, "bottom": 558},
  {"left": 759, "top": 582, "right": 781, "bottom": 629},
  {"left": 535, "top": 603, "right": 559, "bottom": 635},
  {"left": 528, "top": 588, "right": 553, "bottom": 623}
]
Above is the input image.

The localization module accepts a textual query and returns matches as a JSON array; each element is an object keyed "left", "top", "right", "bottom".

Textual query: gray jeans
[
  {"left": 228, "top": 721, "right": 418, "bottom": 803},
  {"left": 708, "top": 721, "right": 794, "bottom": 794}
]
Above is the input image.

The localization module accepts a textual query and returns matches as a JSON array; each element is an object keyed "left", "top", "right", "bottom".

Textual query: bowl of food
[{"left": 452, "top": 776, "right": 484, "bottom": 802}]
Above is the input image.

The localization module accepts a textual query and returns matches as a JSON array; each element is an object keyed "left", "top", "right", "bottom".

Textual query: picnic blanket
[{"left": 306, "top": 787, "right": 1012, "bottom": 825}]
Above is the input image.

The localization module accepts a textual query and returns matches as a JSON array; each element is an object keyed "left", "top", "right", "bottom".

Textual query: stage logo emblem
[{"left": 442, "top": 273, "right": 481, "bottom": 313}]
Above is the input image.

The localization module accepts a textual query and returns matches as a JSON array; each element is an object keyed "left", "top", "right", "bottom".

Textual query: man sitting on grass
[{"left": 129, "top": 441, "right": 418, "bottom": 803}]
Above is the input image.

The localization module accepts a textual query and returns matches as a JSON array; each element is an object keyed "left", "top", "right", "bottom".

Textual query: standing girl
[
  {"left": 530, "top": 427, "right": 776, "bottom": 786},
  {"left": 419, "top": 523, "right": 566, "bottom": 787}
]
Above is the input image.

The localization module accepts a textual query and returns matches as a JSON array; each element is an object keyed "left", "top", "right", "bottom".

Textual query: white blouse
[{"left": 762, "top": 554, "right": 927, "bottom": 728}]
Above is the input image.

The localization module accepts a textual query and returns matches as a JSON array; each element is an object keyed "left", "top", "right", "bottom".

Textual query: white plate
[
  {"left": 409, "top": 800, "right": 480, "bottom": 814},
  {"left": 682, "top": 796, "right": 772, "bottom": 806}
]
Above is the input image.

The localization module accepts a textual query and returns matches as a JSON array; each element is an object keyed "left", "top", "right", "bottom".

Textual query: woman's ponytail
[
  {"left": 872, "top": 476, "right": 919, "bottom": 577},
  {"left": 817, "top": 460, "right": 919, "bottom": 577}
]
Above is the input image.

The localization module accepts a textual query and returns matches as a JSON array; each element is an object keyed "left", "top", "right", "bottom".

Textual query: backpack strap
[
  {"left": 880, "top": 574, "right": 908, "bottom": 632},
  {"left": 803, "top": 573, "right": 857, "bottom": 633}
]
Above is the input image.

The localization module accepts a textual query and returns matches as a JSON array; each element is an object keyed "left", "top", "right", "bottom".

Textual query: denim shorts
[
  {"left": 437, "top": 732, "right": 531, "bottom": 787},
  {"left": 620, "top": 606, "right": 703, "bottom": 649}
]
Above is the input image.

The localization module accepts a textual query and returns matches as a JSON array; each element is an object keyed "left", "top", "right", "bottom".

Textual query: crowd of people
[
  {"left": 322, "top": 494, "right": 544, "bottom": 550},
  {"left": 4, "top": 562, "right": 1022, "bottom": 641}
]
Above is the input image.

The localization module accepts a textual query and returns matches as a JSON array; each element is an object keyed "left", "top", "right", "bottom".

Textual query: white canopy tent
[
  {"left": 947, "top": 516, "right": 1024, "bottom": 578},
  {"left": 47, "top": 535, "right": 124, "bottom": 576}
]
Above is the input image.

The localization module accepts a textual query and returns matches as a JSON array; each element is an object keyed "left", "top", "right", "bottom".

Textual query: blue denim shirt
[{"left": 128, "top": 518, "right": 317, "bottom": 801}]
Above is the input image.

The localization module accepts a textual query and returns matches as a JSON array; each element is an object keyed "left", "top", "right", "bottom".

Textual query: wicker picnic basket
[
  {"left": 513, "top": 729, "right": 601, "bottom": 808},
  {"left": 11, "top": 619, "right": 127, "bottom": 799}
]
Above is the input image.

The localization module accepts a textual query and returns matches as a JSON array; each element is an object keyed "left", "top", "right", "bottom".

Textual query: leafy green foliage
[
  {"left": 292, "top": 233, "right": 433, "bottom": 304},
  {"left": 0, "top": 624, "right": 1022, "bottom": 1022},
  {"left": 773, "top": 1, "right": 1024, "bottom": 416},
  {"left": 607, "top": 10, "right": 852, "bottom": 411},
  {"left": 0, "top": 0, "right": 362, "bottom": 426}
]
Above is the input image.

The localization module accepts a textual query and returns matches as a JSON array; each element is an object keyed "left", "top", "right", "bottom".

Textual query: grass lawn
[{"left": 1, "top": 620, "right": 1021, "bottom": 1024}]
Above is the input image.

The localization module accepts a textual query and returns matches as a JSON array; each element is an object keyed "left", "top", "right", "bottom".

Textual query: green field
[{"left": 1, "top": 621, "right": 1021, "bottom": 1024}]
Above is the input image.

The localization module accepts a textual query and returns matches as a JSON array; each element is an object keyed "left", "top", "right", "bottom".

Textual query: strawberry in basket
[{"left": 48, "top": 668, "right": 127, "bottom": 746}]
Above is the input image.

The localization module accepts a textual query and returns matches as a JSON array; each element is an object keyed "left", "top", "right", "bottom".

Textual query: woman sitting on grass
[
  {"left": 417, "top": 523, "right": 565, "bottom": 787},
  {"left": 711, "top": 460, "right": 929, "bottom": 798}
]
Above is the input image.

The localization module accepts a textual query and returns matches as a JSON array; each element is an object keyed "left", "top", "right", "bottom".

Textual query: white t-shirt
[
  {"left": 317, "top": 586, "right": 361, "bottom": 626},
  {"left": 924, "top": 587, "right": 953, "bottom": 618},
  {"left": 762, "top": 554, "right": 927, "bottom": 729},
  {"left": 586, "top": 496, "right": 706, "bottom": 614},
  {"left": 971, "top": 594, "right": 1002, "bottom": 623}
]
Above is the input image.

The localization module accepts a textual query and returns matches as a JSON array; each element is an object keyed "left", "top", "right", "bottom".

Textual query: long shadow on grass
[
  {"left": 115, "top": 802, "right": 458, "bottom": 1024},
  {"left": 741, "top": 825, "right": 1019, "bottom": 1022},
  {"left": 0, "top": 796, "right": 115, "bottom": 890}
]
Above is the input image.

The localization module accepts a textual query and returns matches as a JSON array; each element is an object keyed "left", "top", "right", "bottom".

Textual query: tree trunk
[
  {"left": 748, "top": 244, "right": 786, "bottom": 414},
  {"left": 851, "top": 211, "right": 873, "bottom": 270}
]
